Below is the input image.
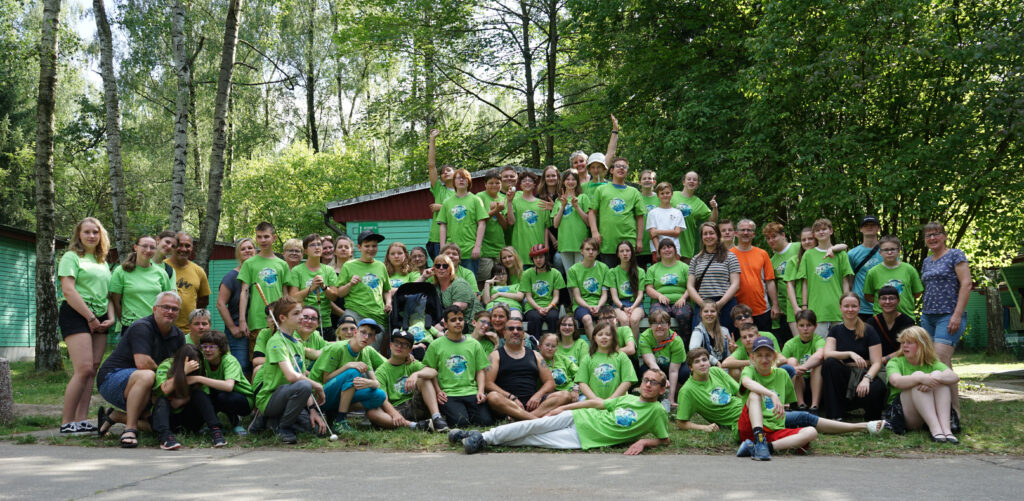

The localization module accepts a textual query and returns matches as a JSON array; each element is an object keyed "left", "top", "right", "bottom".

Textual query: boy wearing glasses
[
  {"left": 309, "top": 319, "right": 389, "bottom": 431},
  {"left": 452, "top": 369, "right": 670, "bottom": 455},
  {"left": 863, "top": 236, "right": 924, "bottom": 319},
  {"left": 374, "top": 329, "right": 449, "bottom": 432}
]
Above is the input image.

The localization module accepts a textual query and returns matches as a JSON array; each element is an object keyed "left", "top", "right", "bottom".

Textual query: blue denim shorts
[
  {"left": 922, "top": 312, "right": 966, "bottom": 347},
  {"left": 98, "top": 368, "right": 136, "bottom": 411},
  {"left": 785, "top": 410, "right": 819, "bottom": 429}
]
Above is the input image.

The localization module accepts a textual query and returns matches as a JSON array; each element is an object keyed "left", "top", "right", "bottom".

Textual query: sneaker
[
  {"left": 232, "top": 425, "right": 248, "bottom": 436},
  {"left": 248, "top": 412, "right": 265, "bottom": 434},
  {"left": 447, "top": 428, "right": 470, "bottom": 444},
  {"left": 414, "top": 419, "right": 432, "bottom": 431},
  {"left": 77, "top": 421, "right": 98, "bottom": 434},
  {"left": 462, "top": 430, "right": 487, "bottom": 454},
  {"left": 277, "top": 426, "right": 298, "bottom": 444},
  {"left": 161, "top": 435, "right": 182, "bottom": 450},
  {"left": 736, "top": 439, "right": 754, "bottom": 458},
  {"left": 210, "top": 426, "right": 227, "bottom": 448},
  {"left": 808, "top": 406, "right": 819, "bottom": 416},
  {"left": 59, "top": 423, "right": 83, "bottom": 436},
  {"left": 334, "top": 420, "right": 354, "bottom": 432},
  {"left": 430, "top": 415, "right": 450, "bottom": 433},
  {"left": 752, "top": 439, "right": 771, "bottom": 461}
]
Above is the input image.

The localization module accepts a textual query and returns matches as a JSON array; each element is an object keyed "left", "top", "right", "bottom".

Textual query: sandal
[
  {"left": 866, "top": 420, "right": 887, "bottom": 435},
  {"left": 120, "top": 429, "right": 139, "bottom": 448},
  {"left": 97, "top": 406, "right": 115, "bottom": 438}
]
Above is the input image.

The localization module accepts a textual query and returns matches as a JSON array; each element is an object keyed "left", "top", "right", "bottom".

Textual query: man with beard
[
  {"left": 165, "top": 232, "right": 210, "bottom": 333},
  {"left": 485, "top": 318, "right": 571, "bottom": 421}
]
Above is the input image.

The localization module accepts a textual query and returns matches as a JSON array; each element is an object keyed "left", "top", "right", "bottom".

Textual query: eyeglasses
[
  {"left": 434, "top": 263, "right": 450, "bottom": 270},
  {"left": 641, "top": 378, "right": 665, "bottom": 386},
  {"left": 735, "top": 313, "right": 752, "bottom": 319},
  {"left": 507, "top": 326, "right": 524, "bottom": 331},
  {"left": 200, "top": 344, "right": 219, "bottom": 351},
  {"left": 880, "top": 247, "right": 899, "bottom": 253},
  {"left": 301, "top": 316, "right": 319, "bottom": 322},
  {"left": 737, "top": 229, "right": 754, "bottom": 233},
  {"left": 156, "top": 305, "right": 180, "bottom": 313}
]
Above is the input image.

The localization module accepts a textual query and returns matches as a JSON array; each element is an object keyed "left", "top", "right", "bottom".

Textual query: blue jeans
[
  {"left": 922, "top": 312, "right": 966, "bottom": 347},
  {"left": 323, "top": 368, "right": 387, "bottom": 416},
  {"left": 462, "top": 258, "right": 480, "bottom": 276},
  {"left": 98, "top": 368, "right": 136, "bottom": 411},
  {"left": 227, "top": 333, "right": 252, "bottom": 375},
  {"left": 692, "top": 297, "right": 738, "bottom": 333},
  {"left": 785, "top": 410, "right": 820, "bottom": 428}
]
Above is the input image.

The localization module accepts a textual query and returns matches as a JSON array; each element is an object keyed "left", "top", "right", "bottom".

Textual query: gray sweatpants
[
  {"left": 264, "top": 380, "right": 312, "bottom": 432},
  {"left": 481, "top": 411, "right": 582, "bottom": 449}
]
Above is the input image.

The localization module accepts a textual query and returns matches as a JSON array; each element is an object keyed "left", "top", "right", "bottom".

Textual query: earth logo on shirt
[
  {"left": 885, "top": 279, "right": 906, "bottom": 294},
  {"left": 259, "top": 267, "right": 279, "bottom": 285},
  {"left": 815, "top": 263, "right": 835, "bottom": 280},
  {"left": 451, "top": 205, "right": 467, "bottom": 221},
  {"left": 410, "top": 325, "right": 426, "bottom": 342},
  {"left": 533, "top": 280, "right": 551, "bottom": 297},
  {"left": 609, "top": 198, "right": 626, "bottom": 214},
  {"left": 583, "top": 277, "right": 600, "bottom": 294},
  {"left": 551, "top": 368, "right": 567, "bottom": 385},
  {"left": 523, "top": 210, "right": 538, "bottom": 225},
  {"left": 496, "top": 286, "right": 510, "bottom": 293},
  {"left": 677, "top": 203, "right": 692, "bottom": 217},
  {"left": 390, "top": 278, "right": 403, "bottom": 289},
  {"left": 594, "top": 363, "right": 616, "bottom": 383},
  {"left": 646, "top": 204, "right": 656, "bottom": 213},
  {"left": 614, "top": 407, "right": 638, "bottom": 427},
  {"left": 656, "top": 354, "right": 670, "bottom": 366},
  {"left": 710, "top": 387, "right": 731, "bottom": 405},
  {"left": 777, "top": 261, "right": 787, "bottom": 276},
  {"left": 661, "top": 273, "right": 679, "bottom": 286},
  {"left": 394, "top": 376, "right": 412, "bottom": 395},
  {"left": 764, "top": 390, "right": 777, "bottom": 410},
  {"left": 567, "top": 355, "right": 578, "bottom": 364},
  {"left": 562, "top": 204, "right": 573, "bottom": 216},
  {"left": 446, "top": 354, "right": 469, "bottom": 375},
  {"left": 620, "top": 282, "right": 633, "bottom": 297},
  {"left": 364, "top": 273, "right": 381, "bottom": 289},
  {"left": 800, "top": 353, "right": 812, "bottom": 365}
]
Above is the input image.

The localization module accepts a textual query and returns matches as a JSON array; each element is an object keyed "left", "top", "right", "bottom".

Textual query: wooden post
[
  {"left": 986, "top": 269, "right": 1007, "bottom": 356},
  {"left": 0, "top": 358, "right": 13, "bottom": 426}
]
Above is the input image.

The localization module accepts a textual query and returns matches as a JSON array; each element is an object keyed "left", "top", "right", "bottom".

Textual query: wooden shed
[{"left": 0, "top": 225, "right": 67, "bottom": 360}]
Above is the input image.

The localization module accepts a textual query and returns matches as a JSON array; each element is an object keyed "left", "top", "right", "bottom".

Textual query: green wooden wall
[
  {"left": 0, "top": 237, "right": 36, "bottom": 350},
  {"left": 347, "top": 219, "right": 432, "bottom": 261}
]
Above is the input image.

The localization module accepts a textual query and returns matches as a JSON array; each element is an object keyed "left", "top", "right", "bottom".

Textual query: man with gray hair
[
  {"left": 730, "top": 219, "right": 780, "bottom": 333},
  {"left": 96, "top": 291, "right": 187, "bottom": 447},
  {"left": 187, "top": 308, "right": 213, "bottom": 345}
]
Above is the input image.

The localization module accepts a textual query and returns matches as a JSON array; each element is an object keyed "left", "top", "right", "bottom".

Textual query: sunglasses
[{"left": 434, "top": 263, "right": 450, "bottom": 270}]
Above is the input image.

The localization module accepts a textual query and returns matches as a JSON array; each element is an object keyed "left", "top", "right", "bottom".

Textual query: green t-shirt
[
  {"left": 486, "top": 283, "right": 523, "bottom": 311},
  {"left": 637, "top": 329, "right": 686, "bottom": 367},
  {"left": 238, "top": 254, "right": 291, "bottom": 330},
  {"left": 474, "top": 335, "right": 495, "bottom": 354},
  {"left": 285, "top": 262, "right": 338, "bottom": 321},
  {"left": 455, "top": 266, "right": 479, "bottom": 292},
  {"left": 374, "top": 359, "right": 426, "bottom": 407},
  {"left": 423, "top": 336, "right": 490, "bottom": 397},
  {"left": 153, "top": 357, "right": 179, "bottom": 400},
  {"left": 863, "top": 262, "right": 924, "bottom": 317},
  {"left": 796, "top": 248, "right": 854, "bottom": 322},
  {"left": 885, "top": 357, "right": 949, "bottom": 403},
  {"left": 309, "top": 340, "right": 381, "bottom": 383},
  {"left": 740, "top": 365, "right": 795, "bottom": 431},
  {"left": 567, "top": 261, "right": 609, "bottom": 309},
  {"left": 575, "top": 351, "right": 638, "bottom": 399},
  {"left": 646, "top": 260, "right": 690, "bottom": 303},
  {"left": 676, "top": 366, "right": 743, "bottom": 428},
  {"left": 510, "top": 195, "right": 551, "bottom": 261},
  {"left": 475, "top": 190, "right": 508, "bottom": 258},
  {"left": 389, "top": 271, "right": 421, "bottom": 291},
  {"left": 337, "top": 259, "right": 391, "bottom": 321},
  {"left": 520, "top": 267, "right": 566, "bottom": 312},
  {"left": 253, "top": 327, "right": 274, "bottom": 356},
  {"left": 781, "top": 335, "right": 825, "bottom": 376},
  {"left": 553, "top": 194, "right": 592, "bottom": 253},
  {"left": 782, "top": 254, "right": 805, "bottom": 322},
  {"left": 108, "top": 263, "right": 174, "bottom": 326},
  {"left": 669, "top": 192, "right": 712, "bottom": 259},
  {"left": 731, "top": 331, "right": 781, "bottom": 361},
  {"left": 617, "top": 326, "right": 634, "bottom": 351},
  {"left": 429, "top": 180, "right": 455, "bottom": 243},
  {"left": 592, "top": 183, "right": 645, "bottom": 254},
  {"left": 57, "top": 251, "right": 111, "bottom": 317},
  {"left": 603, "top": 265, "right": 647, "bottom": 306},
  {"left": 582, "top": 180, "right": 607, "bottom": 199},
  {"left": 255, "top": 332, "right": 306, "bottom": 412},
  {"left": 204, "top": 353, "right": 254, "bottom": 405},
  {"left": 440, "top": 192, "right": 488, "bottom": 257},
  {"left": 557, "top": 338, "right": 590, "bottom": 365},
  {"left": 546, "top": 353, "right": 578, "bottom": 391},
  {"left": 573, "top": 395, "right": 669, "bottom": 450},
  {"left": 638, "top": 193, "right": 660, "bottom": 256},
  {"left": 770, "top": 243, "right": 800, "bottom": 326}
]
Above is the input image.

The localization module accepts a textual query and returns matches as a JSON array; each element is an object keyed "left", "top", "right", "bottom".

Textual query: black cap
[
  {"left": 339, "top": 314, "right": 357, "bottom": 326},
  {"left": 859, "top": 216, "right": 879, "bottom": 227},
  {"left": 357, "top": 229, "right": 385, "bottom": 245},
  {"left": 391, "top": 329, "right": 415, "bottom": 346}
]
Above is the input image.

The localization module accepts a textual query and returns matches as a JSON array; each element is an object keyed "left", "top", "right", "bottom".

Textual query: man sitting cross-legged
[
  {"left": 485, "top": 317, "right": 572, "bottom": 421},
  {"left": 374, "top": 329, "right": 449, "bottom": 432}
]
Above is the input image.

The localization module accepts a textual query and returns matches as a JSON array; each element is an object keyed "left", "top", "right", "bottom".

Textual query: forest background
[{"left": 4, "top": 0, "right": 1022, "bottom": 311}]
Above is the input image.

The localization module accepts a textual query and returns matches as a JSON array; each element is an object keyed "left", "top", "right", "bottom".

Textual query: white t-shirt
[{"left": 645, "top": 207, "right": 685, "bottom": 254}]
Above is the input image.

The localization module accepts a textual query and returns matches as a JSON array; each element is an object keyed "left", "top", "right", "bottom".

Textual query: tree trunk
[
  {"left": 34, "top": 0, "right": 62, "bottom": 372},
  {"left": 519, "top": 0, "right": 539, "bottom": 169},
  {"left": 543, "top": 0, "right": 558, "bottom": 166},
  {"left": 306, "top": 2, "right": 319, "bottom": 153},
  {"left": 196, "top": 0, "right": 242, "bottom": 270},
  {"left": 94, "top": 0, "right": 129, "bottom": 258},
  {"left": 986, "top": 269, "right": 1007, "bottom": 355},
  {"left": 169, "top": 0, "right": 190, "bottom": 232}
]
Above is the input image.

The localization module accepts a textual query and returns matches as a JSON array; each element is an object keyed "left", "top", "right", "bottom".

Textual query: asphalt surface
[{"left": 1, "top": 443, "right": 1022, "bottom": 500}]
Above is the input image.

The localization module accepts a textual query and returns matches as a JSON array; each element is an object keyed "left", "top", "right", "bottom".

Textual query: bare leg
[
  {"left": 814, "top": 417, "right": 872, "bottom": 434},
  {"left": 747, "top": 393, "right": 765, "bottom": 427},
  {"left": 770, "top": 427, "right": 818, "bottom": 451},
  {"left": 582, "top": 314, "right": 595, "bottom": 338},
  {"left": 366, "top": 408, "right": 397, "bottom": 428},
  {"left": 416, "top": 377, "right": 441, "bottom": 415},
  {"left": 934, "top": 343, "right": 959, "bottom": 413},
  {"left": 338, "top": 387, "right": 355, "bottom": 413},
  {"left": 615, "top": 309, "right": 630, "bottom": 336},
  {"left": 531, "top": 391, "right": 571, "bottom": 418},
  {"left": 123, "top": 370, "right": 156, "bottom": 431},
  {"left": 793, "top": 376, "right": 807, "bottom": 407},
  {"left": 902, "top": 389, "right": 944, "bottom": 437},
  {"left": 810, "top": 366, "right": 823, "bottom": 408},
  {"left": 486, "top": 391, "right": 537, "bottom": 421},
  {"left": 61, "top": 333, "right": 96, "bottom": 425},
  {"left": 75, "top": 334, "right": 107, "bottom": 421},
  {"left": 932, "top": 384, "right": 953, "bottom": 436}
]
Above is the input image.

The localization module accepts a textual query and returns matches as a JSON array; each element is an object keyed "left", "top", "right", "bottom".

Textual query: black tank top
[{"left": 495, "top": 346, "right": 539, "bottom": 402}]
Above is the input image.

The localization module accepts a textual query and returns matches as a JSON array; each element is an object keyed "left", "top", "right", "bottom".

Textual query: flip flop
[
  {"left": 866, "top": 420, "right": 887, "bottom": 434},
  {"left": 97, "top": 406, "right": 115, "bottom": 438},
  {"left": 120, "top": 428, "right": 138, "bottom": 448}
]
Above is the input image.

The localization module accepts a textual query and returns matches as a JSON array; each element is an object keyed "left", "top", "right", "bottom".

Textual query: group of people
[{"left": 55, "top": 122, "right": 972, "bottom": 456}]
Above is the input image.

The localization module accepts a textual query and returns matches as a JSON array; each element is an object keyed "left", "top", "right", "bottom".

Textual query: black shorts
[
  {"left": 394, "top": 390, "right": 430, "bottom": 421},
  {"left": 58, "top": 301, "right": 108, "bottom": 339}
]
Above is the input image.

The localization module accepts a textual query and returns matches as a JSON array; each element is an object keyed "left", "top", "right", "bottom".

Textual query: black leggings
[
  {"left": 525, "top": 308, "right": 559, "bottom": 339},
  {"left": 151, "top": 389, "right": 220, "bottom": 440},
  {"left": 440, "top": 395, "right": 493, "bottom": 427},
  {"left": 821, "top": 358, "right": 887, "bottom": 420},
  {"left": 209, "top": 389, "right": 252, "bottom": 426}
]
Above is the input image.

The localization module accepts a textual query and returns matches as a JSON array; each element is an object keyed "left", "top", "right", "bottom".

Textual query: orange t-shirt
[{"left": 729, "top": 246, "right": 775, "bottom": 315}]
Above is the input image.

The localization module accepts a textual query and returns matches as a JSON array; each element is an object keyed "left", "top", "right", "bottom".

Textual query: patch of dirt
[{"left": 960, "top": 380, "right": 1024, "bottom": 402}]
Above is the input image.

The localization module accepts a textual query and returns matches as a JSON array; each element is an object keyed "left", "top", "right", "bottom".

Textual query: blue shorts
[
  {"left": 98, "top": 368, "right": 136, "bottom": 411},
  {"left": 323, "top": 368, "right": 387, "bottom": 413},
  {"left": 922, "top": 313, "right": 966, "bottom": 347},
  {"left": 785, "top": 410, "right": 820, "bottom": 429},
  {"left": 573, "top": 306, "right": 595, "bottom": 323}
]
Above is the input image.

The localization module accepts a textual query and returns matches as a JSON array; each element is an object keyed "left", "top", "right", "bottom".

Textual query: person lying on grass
[{"left": 450, "top": 369, "right": 670, "bottom": 455}]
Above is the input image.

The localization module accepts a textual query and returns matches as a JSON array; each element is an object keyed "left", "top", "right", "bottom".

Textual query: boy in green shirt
[
  {"left": 375, "top": 329, "right": 450, "bottom": 432},
  {"left": 309, "top": 319, "right": 389, "bottom": 430},
  {"left": 439, "top": 168, "right": 488, "bottom": 276},
  {"left": 588, "top": 156, "right": 645, "bottom": 267},
  {"left": 336, "top": 230, "right": 392, "bottom": 344},
  {"left": 238, "top": 222, "right": 290, "bottom": 341},
  {"left": 797, "top": 218, "right": 854, "bottom": 334},
  {"left": 453, "top": 368, "right": 669, "bottom": 455},
  {"left": 863, "top": 235, "right": 924, "bottom": 318},
  {"left": 423, "top": 306, "right": 494, "bottom": 427},
  {"left": 781, "top": 310, "right": 826, "bottom": 412},
  {"left": 475, "top": 171, "right": 510, "bottom": 282}
]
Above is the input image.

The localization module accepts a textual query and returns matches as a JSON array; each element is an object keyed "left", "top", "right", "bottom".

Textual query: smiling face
[
  {"left": 135, "top": 237, "right": 157, "bottom": 264},
  {"left": 638, "top": 370, "right": 667, "bottom": 400},
  {"left": 690, "top": 354, "right": 711, "bottom": 377},
  {"left": 78, "top": 221, "right": 102, "bottom": 251},
  {"left": 200, "top": 342, "right": 221, "bottom": 364},
  {"left": 320, "top": 239, "right": 334, "bottom": 259},
  {"left": 501, "top": 169, "right": 519, "bottom": 191},
  {"left": 175, "top": 235, "right": 194, "bottom": 261},
  {"left": 840, "top": 295, "right": 861, "bottom": 320},
  {"left": 336, "top": 239, "right": 353, "bottom": 262},
  {"left": 359, "top": 240, "right": 378, "bottom": 260},
  {"left": 659, "top": 242, "right": 677, "bottom": 261},
  {"left": 299, "top": 307, "right": 320, "bottom": 334},
  {"left": 683, "top": 171, "right": 700, "bottom": 191},
  {"left": 701, "top": 304, "right": 718, "bottom": 325},
  {"left": 701, "top": 225, "right": 719, "bottom": 250},
  {"left": 571, "top": 154, "right": 587, "bottom": 172},
  {"left": 539, "top": 335, "right": 557, "bottom": 359},
  {"left": 485, "top": 177, "right": 501, "bottom": 196},
  {"left": 650, "top": 317, "right": 670, "bottom": 339},
  {"left": 337, "top": 321, "right": 357, "bottom": 340},
  {"left": 500, "top": 250, "right": 516, "bottom": 269},
  {"left": 736, "top": 221, "right": 755, "bottom": 245},
  {"left": 657, "top": 187, "right": 673, "bottom": 205},
  {"left": 799, "top": 229, "right": 816, "bottom": 250},
  {"left": 924, "top": 228, "right": 947, "bottom": 252},
  {"left": 559, "top": 316, "right": 576, "bottom": 337},
  {"left": 593, "top": 327, "right": 614, "bottom": 350},
  {"left": 409, "top": 248, "right": 426, "bottom": 269},
  {"left": 563, "top": 172, "right": 578, "bottom": 192},
  {"left": 519, "top": 175, "right": 536, "bottom": 193},
  {"left": 504, "top": 319, "right": 525, "bottom": 347},
  {"left": 443, "top": 247, "right": 461, "bottom": 267},
  {"left": 641, "top": 171, "right": 657, "bottom": 190},
  {"left": 490, "top": 308, "right": 507, "bottom": 330},
  {"left": 610, "top": 160, "right": 629, "bottom": 182},
  {"left": 238, "top": 239, "right": 257, "bottom": 262},
  {"left": 153, "top": 295, "right": 181, "bottom": 328},
  {"left": 158, "top": 236, "right": 177, "bottom": 255},
  {"left": 878, "top": 293, "right": 900, "bottom": 314}
]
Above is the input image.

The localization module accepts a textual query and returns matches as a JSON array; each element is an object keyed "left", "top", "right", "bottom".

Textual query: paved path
[{"left": 1, "top": 443, "right": 1022, "bottom": 500}]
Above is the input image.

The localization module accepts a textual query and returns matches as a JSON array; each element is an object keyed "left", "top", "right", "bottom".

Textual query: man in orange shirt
[{"left": 730, "top": 219, "right": 779, "bottom": 333}]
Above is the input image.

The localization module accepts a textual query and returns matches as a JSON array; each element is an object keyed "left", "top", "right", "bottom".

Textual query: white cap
[{"left": 586, "top": 152, "right": 607, "bottom": 169}]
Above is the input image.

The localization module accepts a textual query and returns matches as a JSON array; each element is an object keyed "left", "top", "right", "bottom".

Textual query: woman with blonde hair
[
  {"left": 498, "top": 246, "right": 524, "bottom": 285},
  {"left": 885, "top": 326, "right": 960, "bottom": 442}
]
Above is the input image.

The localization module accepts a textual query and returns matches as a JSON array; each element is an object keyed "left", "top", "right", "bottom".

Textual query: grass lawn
[{"left": 5, "top": 352, "right": 1024, "bottom": 456}]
